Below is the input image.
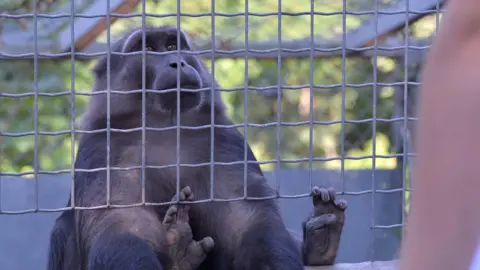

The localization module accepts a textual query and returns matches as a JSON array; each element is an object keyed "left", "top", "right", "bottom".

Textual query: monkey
[{"left": 45, "top": 25, "right": 348, "bottom": 270}]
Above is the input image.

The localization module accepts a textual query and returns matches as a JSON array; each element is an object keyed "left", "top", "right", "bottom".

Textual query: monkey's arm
[{"left": 47, "top": 210, "right": 81, "bottom": 270}]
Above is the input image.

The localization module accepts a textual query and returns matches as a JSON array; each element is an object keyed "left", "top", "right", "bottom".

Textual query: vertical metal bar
[
  {"left": 176, "top": 0, "right": 182, "bottom": 202},
  {"left": 435, "top": 0, "right": 441, "bottom": 33},
  {"left": 275, "top": 0, "right": 282, "bottom": 196},
  {"left": 340, "top": 0, "right": 347, "bottom": 193},
  {"left": 308, "top": 0, "right": 314, "bottom": 190},
  {"left": 32, "top": 0, "right": 40, "bottom": 212},
  {"left": 371, "top": 0, "right": 380, "bottom": 262},
  {"left": 69, "top": 0, "right": 77, "bottom": 211},
  {"left": 141, "top": 0, "right": 147, "bottom": 206},
  {"left": 243, "top": 0, "right": 249, "bottom": 199},
  {"left": 105, "top": 0, "right": 112, "bottom": 208},
  {"left": 0, "top": 158, "right": 2, "bottom": 213},
  {"left": 402, "top": 0, "right": 411, "bottom": 230},
  {"left": 209, "top": 0, "right": 216, "bottom": 202},
  {"left": 0, "top": 175, "right": 2, "bottom": 213}
]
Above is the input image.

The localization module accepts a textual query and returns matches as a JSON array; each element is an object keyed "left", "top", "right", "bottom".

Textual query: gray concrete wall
[{"left": 0, "top": 169, "right": 403, "bottom": 270}]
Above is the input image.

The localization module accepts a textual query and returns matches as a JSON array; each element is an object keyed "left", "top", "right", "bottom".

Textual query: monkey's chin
[{"left": 158, "top": 90, "right": 203, "bottom": 113}]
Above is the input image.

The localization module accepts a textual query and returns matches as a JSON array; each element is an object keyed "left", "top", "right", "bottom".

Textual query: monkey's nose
[{"left": 168, "top": 60, "right": 186, "bottom": 69}]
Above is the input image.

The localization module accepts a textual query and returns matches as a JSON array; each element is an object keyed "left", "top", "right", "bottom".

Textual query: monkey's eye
[
  {"left": 145, "top": 44, "right": 155, "bottom": 51},
  {"left": 166, "top": 44, "right": 177, "bottom": 51}
]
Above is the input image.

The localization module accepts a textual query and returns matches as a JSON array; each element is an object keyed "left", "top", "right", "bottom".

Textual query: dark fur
[
  {"left": 47, "top": 26, "right": 348, "bottom": 270},
  {"left": 47, "top": 26, "right": 303, "bottom": 270}
]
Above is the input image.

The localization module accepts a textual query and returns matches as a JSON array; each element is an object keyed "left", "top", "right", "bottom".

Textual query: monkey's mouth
[{"left": 157, "top": 84, "right": 203, "bottom": 113}]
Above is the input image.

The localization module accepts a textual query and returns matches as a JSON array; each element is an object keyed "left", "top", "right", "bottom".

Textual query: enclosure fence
[{"left": 0, "top": 0, "right": 444, "bottom": 266}]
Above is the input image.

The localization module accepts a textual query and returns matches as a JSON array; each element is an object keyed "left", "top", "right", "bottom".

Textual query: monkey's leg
[
  {"left": 230, "top": 203, "right": 304, "bottom": 270},
  {"left": 86, "top": 209, "right": 165, "bottom": 270},
  {"left": 301, "top": 187, "right": 348, "bottom": 266},
  {"left": 211, "top": 179, "right": 304, "bottom": 270},
  {"left": 162, "top": 186, "right": 215, "bottom": 270}
]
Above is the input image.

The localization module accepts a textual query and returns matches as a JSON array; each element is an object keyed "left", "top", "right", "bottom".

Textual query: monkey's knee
[
  {"left": 234, "top": 219, "right": 303, "bottom": 270},
  {"left": 88, "top": 232, "right": 164, "bottom": 270},
  {"left": 85, "top": 208, "right": 167, "bottom": 270},
  {"left": 97, "top": 208, "right": 165, "bottom": 249}
]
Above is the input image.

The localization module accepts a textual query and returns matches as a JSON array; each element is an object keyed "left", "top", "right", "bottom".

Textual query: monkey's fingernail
[
  {"left": 183, "top": 186, "right": 192, "bottom": 195},
  {"left": 201, "top": 237, "right": 215, "bottom": 251},
  {"left": 339, "top": 203, "right": 347, "bottom": 210}
]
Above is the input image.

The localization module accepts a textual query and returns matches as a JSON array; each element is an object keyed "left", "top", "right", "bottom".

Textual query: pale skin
[{"left": 398, "top": 1, "right": 480, "bottom": 270}]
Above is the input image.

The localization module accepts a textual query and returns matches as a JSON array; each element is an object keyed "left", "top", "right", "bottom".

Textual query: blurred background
[{"left": 0, "top": 0, "right": 442, "bottom": 269}]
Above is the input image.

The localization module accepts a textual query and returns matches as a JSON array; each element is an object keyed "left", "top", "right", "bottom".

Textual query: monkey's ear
[
  {"left": 91, "top": 56, "right": 106, "bottom": 76},
  {"left": 91, "top": 32, "right": 136, "bottom": 77},
  {"left": 91, "top": 56, "right": 106, "bottom": 77},
  {"left": 91, "top": 53, "right": 123, "bottom": 77},
  {"left": 179, "top": 29, "right": 195, "bottom": 50},
  {"left": 120, "top": 28, "right": 143, "bottom": 53}
]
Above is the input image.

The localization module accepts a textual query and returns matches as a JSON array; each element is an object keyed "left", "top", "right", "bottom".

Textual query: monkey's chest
[{"left": 132, "top": 138, "right": 249, "bottom": 201}]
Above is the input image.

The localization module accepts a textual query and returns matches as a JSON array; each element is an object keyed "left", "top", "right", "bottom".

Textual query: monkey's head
[{"left": 87, "top": 26, "right": 225, "bottom": 124}]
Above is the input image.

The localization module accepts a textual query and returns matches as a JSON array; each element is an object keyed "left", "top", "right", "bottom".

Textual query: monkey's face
[
  {"left": 93, "top": 27, "right": 208, "bottom": 114},
  {"left": 145, "top": 50, "right": 204, "bottom": 114}
]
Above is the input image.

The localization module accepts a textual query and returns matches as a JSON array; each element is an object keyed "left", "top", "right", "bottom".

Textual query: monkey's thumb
[{"left": 200, "top": 237, "right": 215, "bottom": 252}]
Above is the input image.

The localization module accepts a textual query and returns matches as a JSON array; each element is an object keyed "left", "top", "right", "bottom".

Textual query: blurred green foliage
[{"left": 0, "top": 0, "right": 437, "bottom": 175}]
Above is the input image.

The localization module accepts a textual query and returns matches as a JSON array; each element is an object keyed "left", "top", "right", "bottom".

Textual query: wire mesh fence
[{"left": 0, "top": 0, "right": 443, "bottom": 267}]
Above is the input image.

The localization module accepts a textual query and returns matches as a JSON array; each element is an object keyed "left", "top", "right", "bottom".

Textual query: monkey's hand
[
  {"left": 302, "top": 186, "right": 347, "bottom": 266},
  {"left": 162, "top": 186, "right": 215, "bottom": 270}
]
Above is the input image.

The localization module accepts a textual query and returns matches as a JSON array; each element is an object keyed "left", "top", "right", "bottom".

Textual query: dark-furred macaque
[{"left": 46, "top": 26, "right": 347, "bottom": 270}]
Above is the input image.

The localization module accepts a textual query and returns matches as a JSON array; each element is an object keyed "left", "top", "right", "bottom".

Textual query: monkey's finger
[
  {"left": 199, "top": 236, "right": 215, "bottom": 253},
  {"left": 334, "top": 199, "right": 348, "bottom": 211},
  {"left": 180, "top": 186, "right": 193, "bottom": 201},
  {"left": 177, "top": 186, "right": 190, "bottom": 201},
  {"left": 311, "top": 186, "right": 321, "bottom": 196},
  {"left": 312, "top": 187, "right": 330, "bottom": 206},
  {"left": 327, "top": 187, "right": 336, "bottom": 202},
  {"left": 185, "top": 190, "right": 194, "bottom": 202},
  {"left": 176, "top": 205, "right": 190, "bottom": 223},
  {"left": 163, "top": 206, "right": 178, "bottom": 225},
  {"left": 180, "top": 241, "right": 210, "bottom": 269}
]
